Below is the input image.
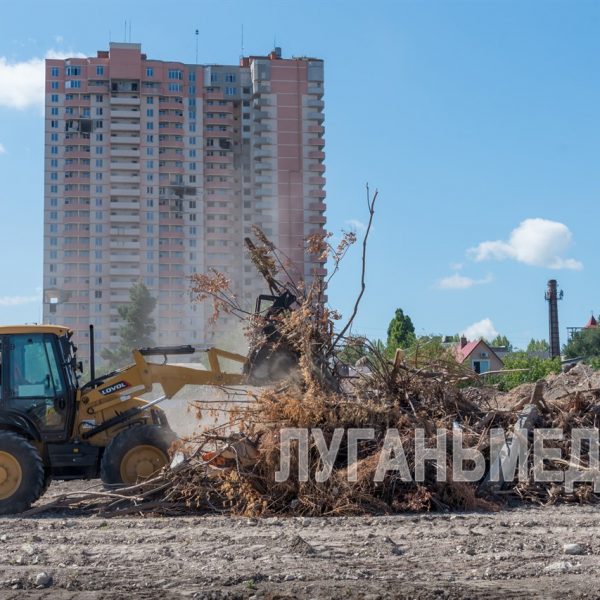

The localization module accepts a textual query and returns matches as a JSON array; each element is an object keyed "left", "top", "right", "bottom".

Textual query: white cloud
[
  {"left": 438, "top": 272, "right": 493, "bottom": 290},
  {"left": 0, "top": 143, "right": 5, "bottom": 154},
  {"left": 0, "top": 294, "right": 40, "bottom": 307},
  {"left": 461, "top": 318, "right": 498, "bottom": 341},
  {"left": 0, "top": 49, "right": 85, "bottom": 110},
  {"left": 55, "top": 35, "right": 64, "bottom": 45},
  {"left": 345, "top": 219, "right": 367, "bottom": 233},
  {"left": 468, "top": 218, "right": 582, "bottom": 270}
]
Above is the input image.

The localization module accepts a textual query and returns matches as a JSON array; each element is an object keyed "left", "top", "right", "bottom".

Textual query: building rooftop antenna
[
  {"left": 241, "top": 24, "right": 244, "bottom": 58},
  {"left": 195, "top": 29, "right": 199, "bottom": 65}
]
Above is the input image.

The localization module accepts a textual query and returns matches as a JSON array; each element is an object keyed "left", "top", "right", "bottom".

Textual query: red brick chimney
[{"left": 460, "top": 336, "right": 468, "bottom": 349}]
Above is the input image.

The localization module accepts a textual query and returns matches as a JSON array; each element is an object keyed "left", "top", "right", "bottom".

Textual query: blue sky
[{"left": 0, "top": 0, "right": 598, "bottom": 349}]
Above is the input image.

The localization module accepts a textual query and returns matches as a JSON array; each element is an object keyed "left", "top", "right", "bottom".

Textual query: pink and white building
[{"left": 43, "top": 43, "right": 326, "bottom": 361}]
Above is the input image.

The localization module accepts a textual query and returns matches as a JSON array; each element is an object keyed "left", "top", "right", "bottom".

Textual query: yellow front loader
[{"left": 0, "top": 323, "right": 273, "bottom": 514}]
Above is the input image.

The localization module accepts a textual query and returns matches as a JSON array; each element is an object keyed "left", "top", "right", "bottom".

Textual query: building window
[
  {"left": 146, "top": 134, "right": 154, "bottom": 142},
  {"left": 146, "top": 109, "right": 154, "bottom": 117},
  {"left": 146, "top": 147, "right": 153, "bottom": 155},
  {"left": 168, "top": 69, "right": 182, "bottom": 80},
  {"left": 96, "top": 133, "right": 103, "bottom": 141},
  {"left": 65, "top": 66, "right": 81, "bottom": 76},
  {"left": 51, "top": 133, "right": 58, "bottom": 141},
  {"left": 168, "top": 83, "right": 182, "bottom": 92},
  {"left": 96, "top": 66, "right": 104, "bottom": 76},
  {"left": 147, "top": 122, "right": 154, "bottom": 130},
  {"left": 224, "top": 87, "right": 236, "bottom": 96},
  {"left": 51, "top": 94, "right": 59, "bottom": 103},
  {"left": 146, "top": 67, "right": 154, "bottom": 77},
  {"left": 50, "top": 67, "right": 59, "bottom": 77},
  {"left": 50, "top": 159, "right": 58, "bottom": 168},
  {"left": 96, "top": 107, "right": 103, "bottom": 115},
  {"left": 50, "top": 198, "right": 58, "bottom": 207},
  {"left": 50, "top": 120, "right": 59, "bottom": 128},
  {"left": 50, "top": 146, "right": 58, "bottom": 154},
  {"left": 147, "top": 96, "right": 154, "bottom": 104},
  {"left": 95, "top": 159, "right": 103, "bottom": 167},
  {"left": 66, "top": 80, "right": 81, "bottom": 89},
  {"left": 95, "top": 185, "right": 103, "bottom": 193},
  {"left": 224, "top": 73, "right": 236, "bottom": 83},
  {"left": 96, "top": 94, "right": 103, "bottom": 102},
  {"left": 51, "top": 81, "right": 59, "bottom": 90},
  {"left": 50, "top": 185, "right": 58, "bottom": 193},
  {"left": 210, "top": 73, "right": 219, "bottom": 83}
]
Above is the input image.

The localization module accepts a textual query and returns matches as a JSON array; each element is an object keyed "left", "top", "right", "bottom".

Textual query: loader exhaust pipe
[{"left": 89, "top": 323, "right": 96, "bottom": 384}]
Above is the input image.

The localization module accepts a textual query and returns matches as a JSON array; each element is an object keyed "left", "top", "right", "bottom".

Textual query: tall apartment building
[{"left": 43, "top": 43, "right": 326, "bottom": 362}]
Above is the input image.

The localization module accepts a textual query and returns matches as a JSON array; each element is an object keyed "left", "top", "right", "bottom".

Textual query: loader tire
[
  {"left": 0, "top": 431, "right": 44, "bottom": 515},
  {"left": 100, "top": 425, "right": 177, "bottom": 487}
]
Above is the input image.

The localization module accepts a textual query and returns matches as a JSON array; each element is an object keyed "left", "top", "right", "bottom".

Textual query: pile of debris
[{"left": 29, "top": 210, "right": 600, "bottom": 516}]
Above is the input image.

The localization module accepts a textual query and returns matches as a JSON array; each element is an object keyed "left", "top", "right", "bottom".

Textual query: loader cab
[{"left": 0, "top": 326, "right": 78, "bottom": 443}]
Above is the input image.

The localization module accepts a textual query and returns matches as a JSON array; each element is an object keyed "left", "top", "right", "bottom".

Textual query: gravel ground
[{"left": 0, "top": 481, "right": 599, "bottom": 599}]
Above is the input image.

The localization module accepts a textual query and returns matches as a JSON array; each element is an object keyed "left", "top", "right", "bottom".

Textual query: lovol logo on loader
[{"left": 99, "top": 380, "right": 130, "bottom": 396}]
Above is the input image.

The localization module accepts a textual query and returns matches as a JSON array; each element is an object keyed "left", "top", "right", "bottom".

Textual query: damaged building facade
[{"left": 42, "top": 43, "right": 326, "bottom": 362}]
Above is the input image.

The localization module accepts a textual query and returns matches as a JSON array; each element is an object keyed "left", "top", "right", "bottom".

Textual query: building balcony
[
  {"left": 111, "top": 149, "right": 139, "bottom": 158},
  {"left": 109, "top": 213, "right": 139, "bottom": 223},
  {"left": 110, "top": 122, "right": 140, "bottom": 132},
  {"left": 110, "top": 174, "right": 139, "bottom": 184},
  {"left": 254, "top": 136, "right": 272, "bottom": 147},
  {"left": 111, "top": 109, "right": 141, "bottom": 118},
  {"left": 109, "top": 253, "right": 140, "bottom": 262},
  {"left": 110, "top": 162, "right": 140, "bottom": 172},
  {"left": 309, "top": 202, "right": 326, "bottom": 212},
  {"left": 110, "top": 187, "right": 140, "bottom": 196},
  {"left": 158, "top": 126, "right": 184, "bottom": 135},
  {"left": 307, "top": 124, "right": 325, "bottom": 134},
  {"left": 110, "top": 96, "right": 140, "bottom": 106},
  {"left": 110, "top": 280, "right": 137, "bottom": 289},
  {"left": 255, "top": 175, "right": 273, "bottom": 184},
  {"left": 309, "top": 215, "right": 327, "bottom": 225},
  {"left": 109, "top": 201, "right": 139, "bottom": 209},
  {"left": 307, "top": 111, "right": 325, "bottom": 122},
  {"left": 109, "top": 240, "right": 140, "bottom": 250},
  {"left": 110, "top": 135, "right": 140, "bottom": 144},
  {"left": 109, "top": 267, "right": 140, "bottom": 276},
  {"left": 308, "top": 137, "right": 325, "bottom": 146},
  {"left": 307, "top": 99, "right": 324, "bottom": 110},
  {"left": 309, "top": 176, "right": 326, "bottom": 186},
  {"left": 253, "top": 110, "right": 270, "bottom": 120},
  {"left": 308, "top": 150, "right": 325, "bottom": 160},
  {"left": 309, "top": 163, "right": 326, "bottom": 173},
  {"left": 309, "top": 188, "right": 326, "bottom": 199}
]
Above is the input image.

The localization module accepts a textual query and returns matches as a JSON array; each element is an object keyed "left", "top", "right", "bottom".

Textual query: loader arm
[{"left": 81, "top": 347, "right": 247, "bottom": 417}]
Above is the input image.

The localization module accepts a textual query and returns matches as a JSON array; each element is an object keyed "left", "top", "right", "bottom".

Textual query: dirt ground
[{"left": 0, "top": 482, "right": 598, "bottom": 599}]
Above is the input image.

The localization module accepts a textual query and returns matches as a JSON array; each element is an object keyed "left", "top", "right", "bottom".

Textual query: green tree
[
  {"left": 490, "top": 334, "right": 512, "bottom": 350},
  {"left": 386, "top": 308, "right": 416, "bottom": 354},
  {"left": 101, "top": 283, "right": 157, "bottom": 368},
  {"left": 496, "top": 352, "right": 561, "bottom": 390},
  {"left": 527, "top": 338, "right": 550, "bottom": 353},
  {"left": 563, "top": 328, "right": 600, "bottom": 360}
]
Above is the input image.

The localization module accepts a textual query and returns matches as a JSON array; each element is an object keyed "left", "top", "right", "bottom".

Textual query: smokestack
[
  {"left": 545, "top": 279, "right": 563, "bottom": 359},
  {"left": 460, "top": 336, "right": 467, "bottom": 349}
]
